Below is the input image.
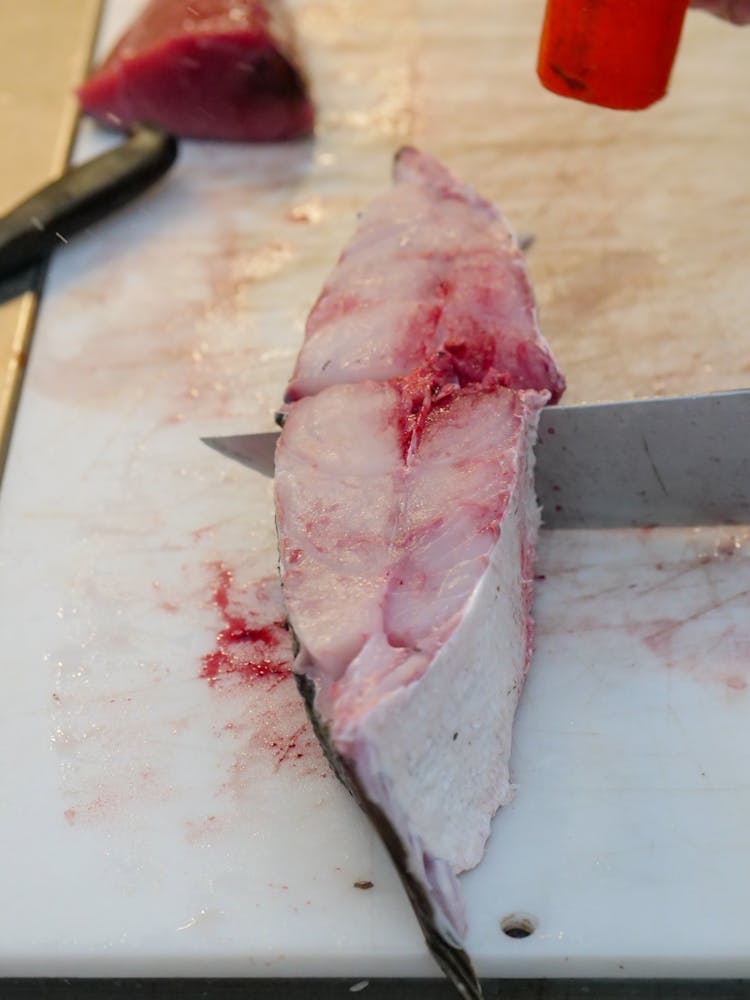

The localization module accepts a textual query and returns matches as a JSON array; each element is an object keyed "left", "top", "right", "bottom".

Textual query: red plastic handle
[{"left": 537, "top": 0, "right": 690, "bottom": 110}]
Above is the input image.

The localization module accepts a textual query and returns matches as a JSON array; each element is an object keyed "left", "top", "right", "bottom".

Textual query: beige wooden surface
[{"left": 0, "top": 0, "right": 101, "bottom": 479}]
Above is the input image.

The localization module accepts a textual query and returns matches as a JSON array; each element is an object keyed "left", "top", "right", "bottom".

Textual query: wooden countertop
[{"left": 0, "top": 0, "right": 101, "bottom": 479}]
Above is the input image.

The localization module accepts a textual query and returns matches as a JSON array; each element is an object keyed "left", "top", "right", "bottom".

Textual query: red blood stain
[
  {"left": 269, "top": 723, "right": 309, "bottom": 766},
  {"left": 198, "top": 563, "right": 325, "bottom": 780},
  {"left": 225, "top": 700, "right": 325, "bottom": 779},
  {"left": 201, "top": 563, "right": 292, "bottom": 686}
]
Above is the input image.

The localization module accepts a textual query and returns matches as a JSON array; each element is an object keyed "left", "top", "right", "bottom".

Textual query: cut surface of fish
[
  {"left": 275, "top": 362, "right": 547, "bottom": 996},
  {"left": 77, "top": 0, "right": 313, "bottom": 141},
  {"left": 284, "top": 147, "right": 564, "bottom": 405}
]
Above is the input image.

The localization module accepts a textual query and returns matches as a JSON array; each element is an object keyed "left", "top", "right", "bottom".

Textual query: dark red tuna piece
[{"left": 78, "top": 0, "right": 313, "bottom": 141}]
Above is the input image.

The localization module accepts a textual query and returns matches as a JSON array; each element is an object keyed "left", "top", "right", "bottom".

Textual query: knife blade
[{"left": 202, "top": 389, "right": 750, "bottom": 529}]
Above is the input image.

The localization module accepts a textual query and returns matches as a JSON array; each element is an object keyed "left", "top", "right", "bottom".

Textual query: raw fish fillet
[
  {"left": 275, "top": 360, "right": 547, "bottom": 998},
  {"left": 284, "top": 147, "right": 564, "bottom": 404},
  {"left": 78, "top": 0, "right": 313, "bottom": 141}
]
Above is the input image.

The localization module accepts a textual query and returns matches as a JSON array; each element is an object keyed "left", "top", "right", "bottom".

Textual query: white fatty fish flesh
[{"left": 284, "top": 146, "right": 565, "bottom": 405}]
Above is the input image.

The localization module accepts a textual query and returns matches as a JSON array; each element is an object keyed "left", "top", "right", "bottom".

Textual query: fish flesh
[
  {"left": 275, "top": 359, "right": 548, "bottom": 997},
  {"left": 284, "top": 147, "right": 565, "bottom": 404},
  {"left": 275, "top": 148, "right": 564, "bottom": 996},
  {"left": 689, "top": 0, "right": 750, "bottom": 23},
  {"left": 78, "top": 0, "right": 313, "bottom": 141}
]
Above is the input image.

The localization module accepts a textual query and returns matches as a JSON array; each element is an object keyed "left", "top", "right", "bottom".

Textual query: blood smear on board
[{"left": 200, "top": 562, "right": 292, "bottom": 687}]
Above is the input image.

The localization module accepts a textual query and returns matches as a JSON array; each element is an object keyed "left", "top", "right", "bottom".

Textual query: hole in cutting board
[{"left": 500, "top": 912, "right": 537, "bottom": 938}]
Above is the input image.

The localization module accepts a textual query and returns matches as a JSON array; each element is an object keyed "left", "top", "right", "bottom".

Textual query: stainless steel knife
[{"left": 202, "top": 389, "right": 750, "bottom": 529}]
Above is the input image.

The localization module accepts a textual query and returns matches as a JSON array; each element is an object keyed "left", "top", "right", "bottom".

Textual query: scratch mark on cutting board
[
  {"left": 535, "top": 526, "right": 750, "bottom": 693},
  {"left": 641, "top": 435, "right": 669, "bottom": 497}
]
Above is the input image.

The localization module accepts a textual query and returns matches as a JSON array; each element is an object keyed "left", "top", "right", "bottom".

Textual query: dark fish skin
[{"left": 295, "top": 671, "right": 483, "bottom": 1000}]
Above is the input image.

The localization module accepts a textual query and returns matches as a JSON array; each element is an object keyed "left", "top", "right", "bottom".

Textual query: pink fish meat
[
  {"left": 274, "top": 149, "right": 564, "bottom": 997},
  {"left": 78, "top": 0, "right": 313, "bottom": 141},
  {"left": 275, "top": 361, "right": 547, "bottom": 997},
  {"left": 284, "top": 147, "right": 565, "bottom": 404}
]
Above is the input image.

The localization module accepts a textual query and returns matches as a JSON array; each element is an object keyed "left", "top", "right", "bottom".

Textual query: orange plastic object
[{"left": 537, "top": 0, "right": 690, "bottom": 110}]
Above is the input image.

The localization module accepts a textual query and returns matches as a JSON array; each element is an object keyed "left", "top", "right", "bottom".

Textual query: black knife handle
[{"left": 0, "top": 124, "right": 178, "bottom": 279}]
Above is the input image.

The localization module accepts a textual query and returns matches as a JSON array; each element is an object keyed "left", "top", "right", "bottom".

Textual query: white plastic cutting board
[{"left": 1, "top": 0, "right": 750, "bottom": 981}]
